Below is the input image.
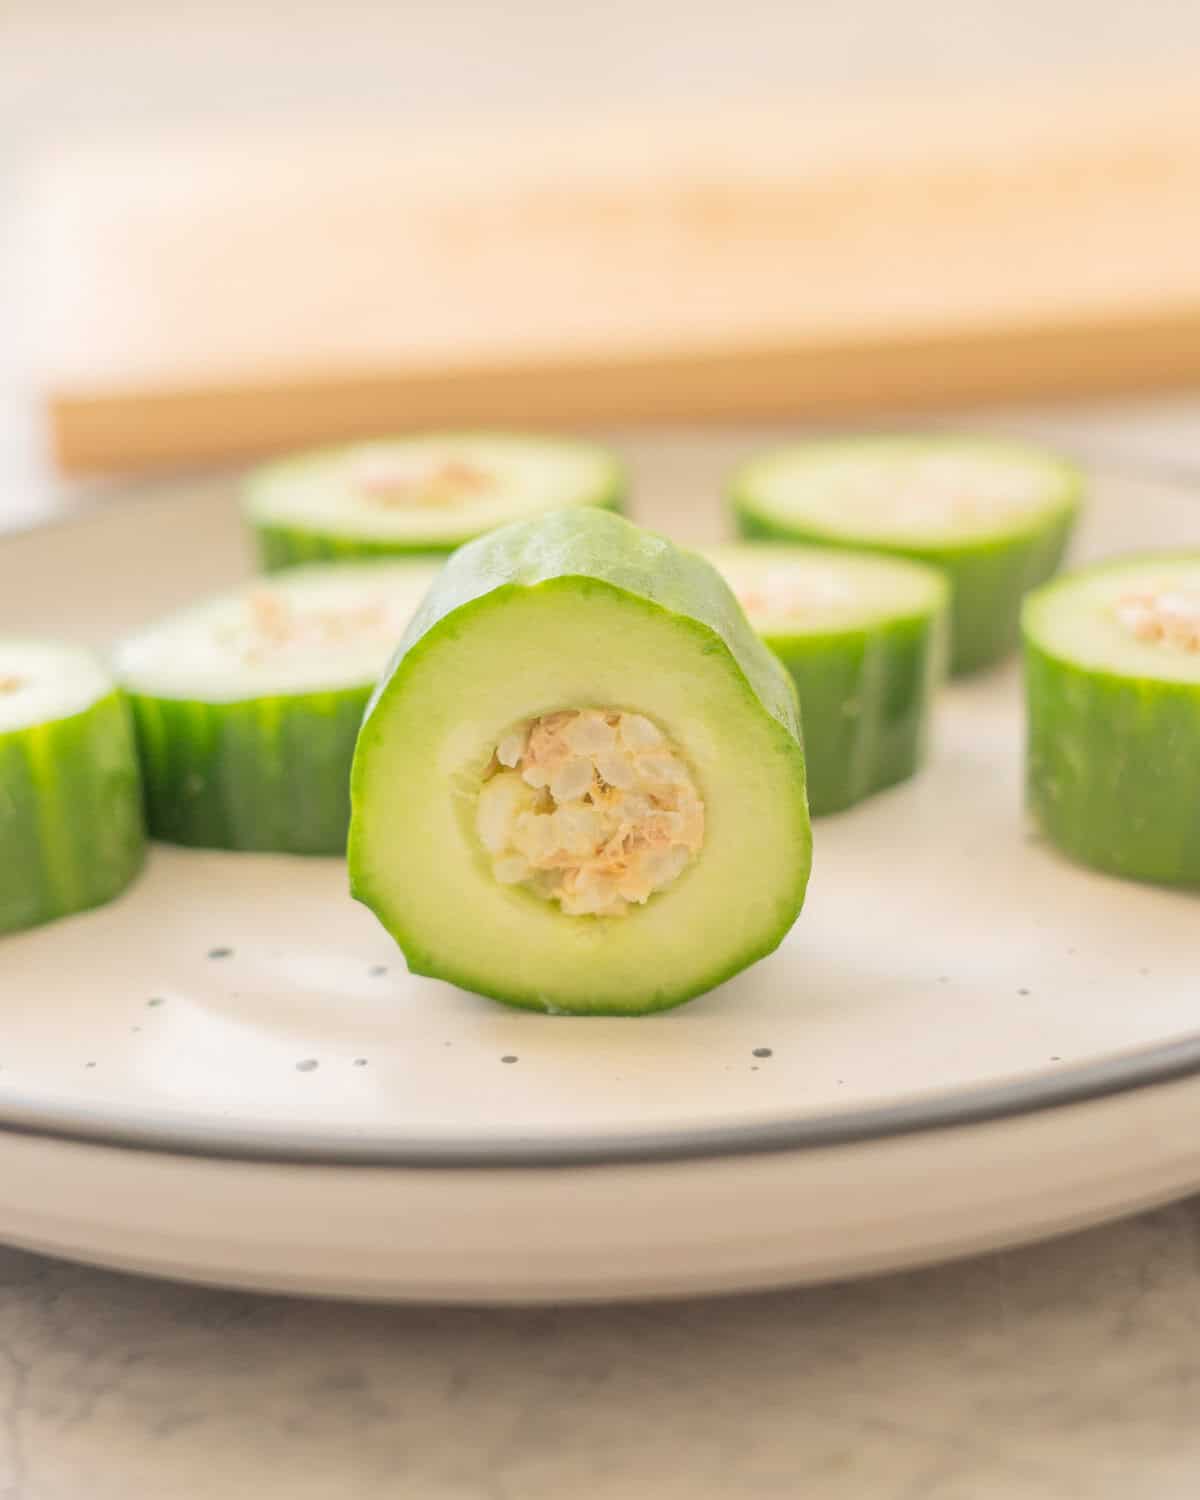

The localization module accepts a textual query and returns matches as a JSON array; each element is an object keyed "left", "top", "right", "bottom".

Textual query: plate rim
[
  {"left": 2, "top": 1030, "right": 1200, "bottom": 1166},
  {"left": 3, "top": 455, "right": 1200, "bottom": 1170}
]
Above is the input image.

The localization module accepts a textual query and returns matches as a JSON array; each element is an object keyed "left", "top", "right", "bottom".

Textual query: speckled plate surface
[{"left": 0, "top": 439, "right": 1198, "bottom": 1301}]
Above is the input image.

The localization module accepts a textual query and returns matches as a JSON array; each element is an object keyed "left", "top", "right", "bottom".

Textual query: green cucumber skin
[
  {"left": 1024, "top": 639, "right": 1200, "bottom": 888},
  {"left": 0, "top": 692, "right": 145, "bottom": 935},
  {"left": 734, "top": 502, "right": 1077, "bottom": 676},
  {"left": 127, "top": 687, "right": 371, "bottom": 854},
  {"left": 350, "top": 508, "right": 812, "bottom": 1015},
  {"left": 766, "top": 612, "right": 945, "bottom": 816},
  {"left": 255, "top": 526, "right": 465, "bottom": 571},
  {"left": 362, "top": 510, "right": 805, "bottom": 748},
  {"left": 252, "top": 486, "right": 627, "bottom": 572}
]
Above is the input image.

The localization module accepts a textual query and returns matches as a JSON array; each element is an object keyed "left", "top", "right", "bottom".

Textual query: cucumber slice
[
  {"left": 703, "top": 544, "right": 949, "bottom": 815},
  {"left": 349, "top": 508, "right": 812, "bottom": 1015},
  {"left": 0, "top": 641, "right": 144, "bottom": 934},
  {"left": 730, "top": 435, "right": 1082, "bottom": 675},
  {"left": 115, "top": 561, "right": 442, "bottom": 854},
  {"left": 244, "top": 432, "right": 626, "bottom": 569},
  {"left": 1023, "top": 553, "right": 1200, "bottom": 888}
]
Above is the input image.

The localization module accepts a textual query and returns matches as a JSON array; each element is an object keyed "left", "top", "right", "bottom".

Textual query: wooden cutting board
[{"left": 24, "top": 78, "right": 1200, "bottom": 475}]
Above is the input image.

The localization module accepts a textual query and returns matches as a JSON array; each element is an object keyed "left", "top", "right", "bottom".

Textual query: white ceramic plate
[{"left": 1, "top": 440, "right": 1198, "bottom": 1302}]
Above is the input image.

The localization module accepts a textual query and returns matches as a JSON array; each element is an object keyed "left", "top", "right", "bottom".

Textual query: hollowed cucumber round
[
  {"left": 0, "top": 641, "right": 144, "bottom": 934},
  {"left": 730, "top": 435, "right": 1082, "bottom": 674},
  {"left": 349, "top": 508, "right": 812, "bottom": 1015},
  {"left": 244, "top": 432, "right": 626, "bottom": 570},
  {"left": 115, "top": 561, "right": 442, "bottom": 854},
  {"left": 1023, "top": 553, "right": 1200, "bottom": 887},
  {"left": 704, "top": 544, "right": 949, "bottom": 814}
]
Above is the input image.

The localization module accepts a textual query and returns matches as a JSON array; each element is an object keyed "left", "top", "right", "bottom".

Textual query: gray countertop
[{"left": 2, "top": 1202, "right": 1200, "bottom": 1500}]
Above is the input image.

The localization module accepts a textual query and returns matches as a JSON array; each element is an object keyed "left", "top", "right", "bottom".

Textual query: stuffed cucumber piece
[
  {"left": 115, "top": 561, "right": 441, "bottom": 854},
  {"left": 0, "top": 641, "right": 144, "bottom": 934},
  {"left": 704, "top": 544, "right": 948, "bottom": 815},
  {"left": 244, "top": 432, "right": 626, "bottom": 570},
  {"left": 349, "top": 508, "right": 812, "bottom": 1015},
  {"left": 731, "top": 435, "right": 1082, "bottom": 675},
  {"left": 1024, "top": 553, "right": 1200, "bottom": 888}
]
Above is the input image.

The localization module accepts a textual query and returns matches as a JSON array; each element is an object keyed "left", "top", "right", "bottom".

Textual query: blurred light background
[
  {"left": 3, "top": 0, "right": 1200, "bottom": 525},
  {"left": 9, "top": 0, "right": 1200, "bottom": 133}
]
